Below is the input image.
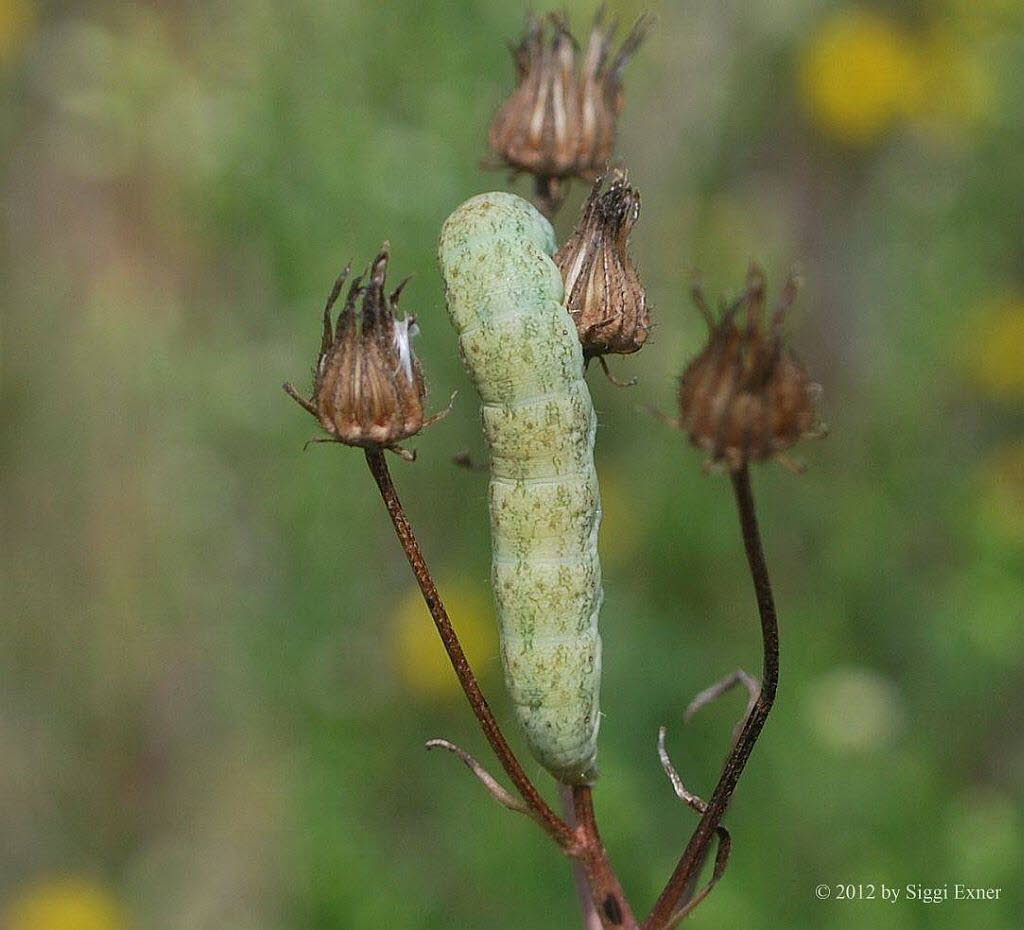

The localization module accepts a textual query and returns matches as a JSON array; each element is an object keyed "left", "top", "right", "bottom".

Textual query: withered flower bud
[
  {"left": 677, "top": 265, "right": 825, "bottom": 472},
  {"left": 488, "top": 10, "right": 648, "bottom": 216},
  {"left": 554, "top": 170, "right": 649, "bottom": 363},
  {"left": 284, "top": 244, "right": 433, "bottom": 459}
]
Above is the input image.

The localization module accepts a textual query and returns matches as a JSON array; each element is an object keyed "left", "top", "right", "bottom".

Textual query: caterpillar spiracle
[{"left": 438, "top": 192, "right": 602, "bottom": 785}]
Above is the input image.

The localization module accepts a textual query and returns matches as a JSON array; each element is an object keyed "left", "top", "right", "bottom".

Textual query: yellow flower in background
[
  {"left": 799, "top": 9, "right": 924, "bottom": 145},
  {"left": 393, "top": 581, "right": 497, "bottom": 699},
  {"left": 0, "top": 0, "right": 34, "bottom": 63},
  {"left": 965, "top": 295, "right": 1024, "bottom": 401},
  {"left": 3, "top": 879, "right": 123, "bottom": 930}
]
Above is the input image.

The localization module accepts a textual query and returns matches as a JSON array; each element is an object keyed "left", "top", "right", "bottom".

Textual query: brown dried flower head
[
  {"left": 284, "top": 245, "right": 430, "bottom": 459},
  {"left": 488, "top": 9, "right": 648, "bottom": 215},
  {"left": 554, "top": 169, "right": 649, "bottom": 362},
  {"left": 677, "top": 265, "right": 824, "bottom": 472}
]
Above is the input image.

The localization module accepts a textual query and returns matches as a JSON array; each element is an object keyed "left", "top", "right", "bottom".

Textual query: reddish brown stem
[
  {"left": 644, "top": 465, "right": 780, "bottom": 929},
  {"left": 534, "top": 174, "right": 565, "bottom": 219},
  {"left": 364, "top": 448, "right": 573, "bottom": 848},
  {"left": 572, "top": 786, "right": 640, "bottom": 930},
  {"left": 561, "top": 786, "right": 605, "bottom": 930}
]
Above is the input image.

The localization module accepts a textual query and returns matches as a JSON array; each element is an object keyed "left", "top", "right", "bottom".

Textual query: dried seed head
[
  {"left": 677, "top": 265, "right": 824, "bottom": 472},
  {"left": 554, "top": 170, "right": 649, "bottom": 359},
  {"left": 284, "top": 244, "right": 428, "bottom": 456},
  {"left": 488, "top": 10, "right": 648, "bottom": 215}
]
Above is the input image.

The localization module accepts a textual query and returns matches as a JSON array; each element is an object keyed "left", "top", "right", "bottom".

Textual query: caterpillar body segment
[{"left": 438, "top": 192, "right": 603, "bottom": 785}]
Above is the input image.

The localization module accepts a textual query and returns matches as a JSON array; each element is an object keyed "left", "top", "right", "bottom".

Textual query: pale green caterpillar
[{"left": 438, "top": 192, "right": 602, "bottom": 785}]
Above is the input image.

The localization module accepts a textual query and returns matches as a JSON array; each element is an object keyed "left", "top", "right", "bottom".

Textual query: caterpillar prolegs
[{"left": 438, "top": 192, "right": 602, "bottom": 785}]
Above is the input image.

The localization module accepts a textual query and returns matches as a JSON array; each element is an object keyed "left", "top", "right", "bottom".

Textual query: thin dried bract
[
  {"left": 284, "top": 244, "right": 433, "bottom": 458},
  {"left": 488, "top": 10, "right": 648, "bottom": 215},
  {"left": 678, "top": 265, "right": 825, "bottom": 471},
  {"left": 555, "top": 169, "right": 649, "bottom": 361}
]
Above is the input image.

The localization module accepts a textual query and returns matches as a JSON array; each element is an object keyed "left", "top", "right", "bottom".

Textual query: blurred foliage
[{"left": 1, "top": 1, "right": 1022, "bottom": 928}]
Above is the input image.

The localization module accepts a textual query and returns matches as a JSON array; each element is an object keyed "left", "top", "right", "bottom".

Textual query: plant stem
[
  {"left": 644, "top": 465, "right": 780, "bottom": 929},
  {"left": 363, "top": 448, "right": 573, "bottom": 849},
  {"left": 533, "top": 174, "right": 564, "bottom": 219},
  {"left": 561, "top": 786, "right": 605, "bottom": 930},
  {"left": 572, "top": 786, "right": 640, "bottom": 930}
]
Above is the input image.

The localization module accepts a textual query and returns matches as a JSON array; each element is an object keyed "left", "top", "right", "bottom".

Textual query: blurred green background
[{"left": 2, "top": 0, "right": 1022, "bottom": 928}]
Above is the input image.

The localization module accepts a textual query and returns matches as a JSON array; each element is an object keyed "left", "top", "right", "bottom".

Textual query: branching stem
[
  {"left": 364, "top": 450, "right": 780, "bottom": 929},
  {"left": 572, "top": 785, "right": 640, "bottom": 930},
  {"left": 644, "top": 465, "right": 780, "bottom": 929}
]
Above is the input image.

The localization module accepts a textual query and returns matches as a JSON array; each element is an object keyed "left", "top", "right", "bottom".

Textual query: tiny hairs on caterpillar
[{"left": 438, "top": 192, "right": 603, "bottom": 785}]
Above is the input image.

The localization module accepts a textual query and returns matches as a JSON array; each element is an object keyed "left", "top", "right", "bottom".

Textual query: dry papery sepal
[
  {"left": 488, "top": 9, "right": 649, "bottom": 216},
  {"left": 676, "top": 264, "right": 826, "bottom": 473},
  {"left": 554, "top": 169, "right": 649, "bottom": 383},
  {"left": 283, "top": 243, "right": 451, "bottom": 461}
]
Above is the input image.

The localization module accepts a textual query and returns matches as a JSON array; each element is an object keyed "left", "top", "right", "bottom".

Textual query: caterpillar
[{"left": 438, "top": 192, "right": 602, "bottom": 785}]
